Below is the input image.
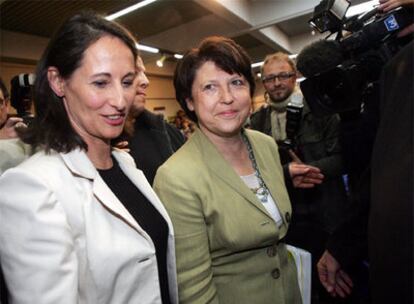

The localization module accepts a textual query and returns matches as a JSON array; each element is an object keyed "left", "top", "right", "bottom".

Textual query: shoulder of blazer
[
  {"left": 245, "top": 128, "right": 278, "bottom": 150},
  {"left": 155, "top": 130, "right": 209, "bottom": 185}
]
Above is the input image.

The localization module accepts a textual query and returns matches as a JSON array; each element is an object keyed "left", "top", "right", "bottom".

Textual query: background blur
[{"left": 0, "top": 0, "right": 374, "bottom": 120}]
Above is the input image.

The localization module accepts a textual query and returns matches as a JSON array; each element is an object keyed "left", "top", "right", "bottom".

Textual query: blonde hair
[{"left": 260, "top": 52, "right": 297, "bottom": 75}]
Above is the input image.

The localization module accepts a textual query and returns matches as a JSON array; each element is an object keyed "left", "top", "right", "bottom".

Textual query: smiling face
[
  {"left": 262, "top": 59, "right": 296, "bottom": 103},
  {"left": 54, "top": 35, "right": 136, "bottom": 148},
  {"left": 186, "top": 61, "right": 251, "bottom": 141}
]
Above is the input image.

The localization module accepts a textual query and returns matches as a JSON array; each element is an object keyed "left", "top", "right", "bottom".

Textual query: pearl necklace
[{"left": 242, "top": 132, "right": 270, "bottom": 203}]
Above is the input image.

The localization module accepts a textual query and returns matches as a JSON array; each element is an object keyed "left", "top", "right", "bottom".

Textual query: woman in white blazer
[{"left": 0, "top": 12, "right": 178, "bottom": 304}]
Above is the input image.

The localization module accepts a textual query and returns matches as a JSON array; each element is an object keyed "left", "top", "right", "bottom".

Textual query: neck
[
  {"left": 86, "top": 139, "right": 113, "bottom": 170},
  {"left": 200, "top": 127, "right": 254, "bottom": 176}
]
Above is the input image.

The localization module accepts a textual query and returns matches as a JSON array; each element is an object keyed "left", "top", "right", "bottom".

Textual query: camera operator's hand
[
  {"left": 0, "top": 117, "right": 26, "bottom": 139},
  {"left": 288, "top": 162, "right": 324, "bottom": 188},
  {"left": 379, "top": 0, "right": 414, "bottom": 12},
  {"left": 318, "top": 250, "right": 353, "bottom": 298}
]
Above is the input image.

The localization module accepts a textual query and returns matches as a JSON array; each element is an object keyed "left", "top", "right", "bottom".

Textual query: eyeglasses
[{"left": 262, "top": 72, "right": 295, "bottom": 84}]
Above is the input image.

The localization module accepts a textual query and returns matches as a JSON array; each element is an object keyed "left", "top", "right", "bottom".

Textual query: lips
[
  {"left": 217, "top": 110, "right": 238, "bottom": 118},
  {"left": 103, "top": 113, "right": 125, "bottom": 126}
]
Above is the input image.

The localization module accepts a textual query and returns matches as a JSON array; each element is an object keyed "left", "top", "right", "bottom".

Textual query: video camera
[
  {"left": 10, "top": 73, "right": 35, "bottom": 125},
  {"left": 297, "top": 0, "right": 413, "bottom": 117}
]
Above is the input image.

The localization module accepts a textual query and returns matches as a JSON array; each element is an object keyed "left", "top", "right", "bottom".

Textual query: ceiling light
[
  {"left": 174, "top": 54, "right": 183, "bottom": 59},
  {"left": 136, "top": 43, "right": 159, "bottom": 54},
  {"left": 106, "top": 0, "right": 159, "bottom": 21},
  {"left": 156, "top": 55, "right": 167, "bottom": 67},
  {"left": 346, "top": 0, "right": 379, "bottom": 17},
  {"left": 251, "top": 61, "right": 263, "bottom": 68}
]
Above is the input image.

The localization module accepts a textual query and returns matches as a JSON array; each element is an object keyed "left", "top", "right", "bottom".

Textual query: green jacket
[{"left": 154, "top": 128, "right": 302, "bottom": 304}]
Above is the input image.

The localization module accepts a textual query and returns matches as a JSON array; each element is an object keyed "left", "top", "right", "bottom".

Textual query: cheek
[
  {"left": 124, "top": 90, "right": 136, "bottom": 107},
  {"left": 85, "top": 94, "right": 105, "bottom": 110},
  {"left": 235, "top": 90, "right": 251, "bottom": 105},
  {"left": 263, "top": 83, "right": 273, "bottom": 91}
]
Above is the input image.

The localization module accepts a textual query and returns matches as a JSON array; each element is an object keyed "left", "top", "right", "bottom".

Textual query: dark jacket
[
  {"left": 369, "top": 40, "right": 413, "bottom": 304},
  {"left": 250, "top": 102, "right": 348, "bottom": 234},
  {"left": 127, "top": 110, "right": 185, "bottom": 185}
]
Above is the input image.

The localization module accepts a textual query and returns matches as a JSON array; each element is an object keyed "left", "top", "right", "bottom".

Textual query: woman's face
[
  {"left": 187, "top": 61, "right": 251, "bottom": 140},
  {"left": 59, "top": 35, "right": 136, "bottom": 146}
]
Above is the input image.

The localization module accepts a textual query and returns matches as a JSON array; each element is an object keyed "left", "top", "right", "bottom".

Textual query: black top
[{"left": 98, "top": 157, "right": 171, "bottom": 304}]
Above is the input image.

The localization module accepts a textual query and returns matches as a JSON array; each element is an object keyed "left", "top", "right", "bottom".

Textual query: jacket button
[
  {"left": 266, "top": 245, "right": 277, "bottom": 257},
  {"left": 271, "top": 268, "right": 280, "bottom": 279},
  {"left": 285, "top": 212, "right": 291, "bottom": 223}
]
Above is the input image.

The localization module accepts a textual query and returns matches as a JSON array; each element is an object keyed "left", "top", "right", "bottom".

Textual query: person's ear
[
  {"left": 185, "top": 97, "right": 195, "bottom": 111},
  {"left": 47, "top": 67, "right": 65, "bottom": 97}
]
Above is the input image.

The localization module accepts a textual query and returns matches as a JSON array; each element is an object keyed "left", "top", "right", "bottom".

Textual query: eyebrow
[{"left": 91, "top": 71, "right": 136, "bottom": 78}]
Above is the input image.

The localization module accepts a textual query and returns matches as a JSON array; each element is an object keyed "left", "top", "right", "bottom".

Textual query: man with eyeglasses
[{"left": 250, "top": 52, "right": 349, "bottom": 304}]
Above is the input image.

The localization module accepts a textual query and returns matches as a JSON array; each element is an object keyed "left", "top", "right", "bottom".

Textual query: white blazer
[{"left": 0, "top": 148, "right": 178, "bottom": 304}]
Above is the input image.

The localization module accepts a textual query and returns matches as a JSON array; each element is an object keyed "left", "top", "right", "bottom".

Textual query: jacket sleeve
[
  {"left": 154, "top": 166, "right": 219, "bottom": 304},
  {"left": 307, "top": 114, "right": 344, "bottom": 178},
  {"left": 0, "top": 168, "right": 78, "bottom": 304}
]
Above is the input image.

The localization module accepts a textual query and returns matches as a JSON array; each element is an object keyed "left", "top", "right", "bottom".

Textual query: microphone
[{"left": 296, "top": 39, "right": 345, "bottom": 78}]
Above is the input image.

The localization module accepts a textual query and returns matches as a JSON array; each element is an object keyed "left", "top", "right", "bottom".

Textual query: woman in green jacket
[{"left": 154, "top": 36, "right": 321, "bottom": 304}]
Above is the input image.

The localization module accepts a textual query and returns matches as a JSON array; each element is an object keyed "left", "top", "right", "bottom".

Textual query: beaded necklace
[{"left": 241, "top": 132, "right": 270, "bottom": 203}]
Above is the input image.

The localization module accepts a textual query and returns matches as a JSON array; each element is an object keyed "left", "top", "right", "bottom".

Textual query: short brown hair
[{"left": 174, "top": 36, "right": 255, "bottom": 122}]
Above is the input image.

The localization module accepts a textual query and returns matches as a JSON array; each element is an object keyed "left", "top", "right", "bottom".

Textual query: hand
[
  {"left": 114, "top": 140, "right": 130, "bottom": 152},
  {"left": 379, "top": 0, "right": 414, "bottom": 12},
  {"left": 288, "top": 162, "right": 324, "bottom": 188},
  {"left": 0, "top": 117, "right": 26, "bottom": 139},
  {"left": 317, "top": 250, "right": 353, "bottom": 298}
]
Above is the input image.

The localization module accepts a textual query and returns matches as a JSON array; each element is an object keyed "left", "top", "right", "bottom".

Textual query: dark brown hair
[
  {"left": 173, "top": 36, "right": 255, "bottom": 122},
  {"left": 19, "top": 11, "right": 138, "bottom": 153}
]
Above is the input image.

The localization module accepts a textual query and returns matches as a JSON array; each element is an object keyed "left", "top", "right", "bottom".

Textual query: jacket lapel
[
  {"left": 60, "top": 149, "right": 145, "bottom": 235},
  {"left": 192, "top": 129, "right": 273, "bottom": 220}
]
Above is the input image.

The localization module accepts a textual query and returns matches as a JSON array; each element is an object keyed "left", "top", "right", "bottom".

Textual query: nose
[
  {"left": 272, "top": 77, "right": 283, "bottom": 86},
  {"left": 137, "top": 71, "right": 149, "bottom": 89},
  {"left": 110, "top": 83, "right": 128, "bottom": 111},
  {"left": 220, "top": 85, "right": 234, "bottom": 104}
]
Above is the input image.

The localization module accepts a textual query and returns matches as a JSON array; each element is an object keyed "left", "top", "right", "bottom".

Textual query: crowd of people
[{"left": 0, "top": 0, "right": 412, "bottom": 303}]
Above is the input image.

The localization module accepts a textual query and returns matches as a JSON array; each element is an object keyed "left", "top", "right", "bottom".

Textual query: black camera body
[
  {"left": 280, "top": 92, "right": 304, "bottom": 150},
  {"left": 10, "top": 73, "right": 35, "bottom": 123},
  {"left": 298, "top": 1, "right": 413, "bottom": 117}
]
